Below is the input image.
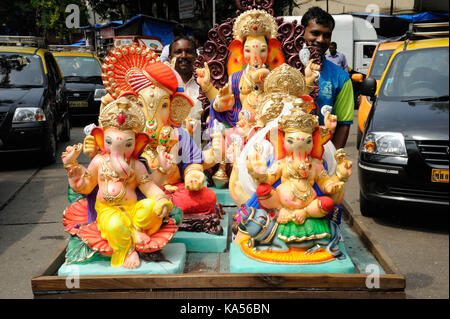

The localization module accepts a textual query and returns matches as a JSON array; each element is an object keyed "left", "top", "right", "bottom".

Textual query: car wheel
[
  {"left": 359, "top": 191, "right": 377, "bottom": 217},
  {"left": 41, "top": 130, "right": 57, "bottom": 165},
  {"left": 60, "top": 116, "right": 71, "bottom": 142}
]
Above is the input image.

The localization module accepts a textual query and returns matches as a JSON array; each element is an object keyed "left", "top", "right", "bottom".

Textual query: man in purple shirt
[{"left": 325, "top": 42, "right": 349, "bottom": 73}]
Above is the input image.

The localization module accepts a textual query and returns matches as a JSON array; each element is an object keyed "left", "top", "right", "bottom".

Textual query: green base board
[
  {"left": 58, "top": 243, "right": 186, "bottom": 276},
  {"left": 210, "top": 186, "right": 236, "bottom": 206},
  {"left": 171, "top": 217, "right": 229, "bottom": 253},
  {"left": 229, "top": 242, "right": 356, "bottom": 274}
]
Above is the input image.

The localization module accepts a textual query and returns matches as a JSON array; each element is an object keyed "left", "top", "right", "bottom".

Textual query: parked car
[
  {"left": 52, "top": 50, "right": 106, "bottom": 124},
  {"left": 352, "top": 41, "right": 403, "bottom": 149},
  {"left": 0, "top": 44, "right": 70, "bottom": 164},
  {"left": 358, "top": 35, "right": 449, "bottom": 217}
]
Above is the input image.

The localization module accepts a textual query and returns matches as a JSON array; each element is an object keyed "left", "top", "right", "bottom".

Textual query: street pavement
[{"left": 0, "top": 112, "right": 448, "bottom": 299}]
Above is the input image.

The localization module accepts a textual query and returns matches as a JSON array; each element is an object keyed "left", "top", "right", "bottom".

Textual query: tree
[
  {"left": 0, "top": 0, "right": 38, "bottom": 35},
  {"left": 31, "top": 0, "right": 89, "bottom": 43}
]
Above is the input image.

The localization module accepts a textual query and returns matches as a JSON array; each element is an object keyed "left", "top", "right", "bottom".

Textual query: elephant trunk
[{"left": 109, "top": 151, "right": 133, "bottom": 179}]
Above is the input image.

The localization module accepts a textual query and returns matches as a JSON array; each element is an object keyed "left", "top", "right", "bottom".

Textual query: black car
[
  {"left": 53, "top": 52, "right": 106, "bottom": 125},
  {"left": 0, "top": 46, "right": 70, "bottom": 164},
  {"left": 358, "top": 37, "right": 449, "bottom": 217}
]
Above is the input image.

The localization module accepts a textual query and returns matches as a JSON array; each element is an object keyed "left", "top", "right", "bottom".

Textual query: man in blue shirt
[
  {"left": 326, "top": 41, "right": 349, "bottom": 73},
  {"left": 301, "top": 7, "right": 354, "bottom": 150}
]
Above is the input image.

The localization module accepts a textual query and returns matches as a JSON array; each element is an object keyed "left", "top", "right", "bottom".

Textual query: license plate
[
  {"left": 431, "top": 169, "right": 449, "bottom": 183},
  {"left": 69, "top": 101, "right": 88, "bottom": 108}
]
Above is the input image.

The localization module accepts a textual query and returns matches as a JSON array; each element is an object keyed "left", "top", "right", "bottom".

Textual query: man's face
[
  {"left": 170, "top": 38, "right": 197, "bottom": 77},
  {"left": 329, "top": 44, "right": 337, "bottom": 56},
  {"left": 304, "top": 19, "right": 333, "bottom": 55}
]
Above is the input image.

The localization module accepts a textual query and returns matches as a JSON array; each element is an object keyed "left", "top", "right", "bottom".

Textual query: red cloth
[{"left": 170, "top": 183, "right": 217, "bottom": 215}]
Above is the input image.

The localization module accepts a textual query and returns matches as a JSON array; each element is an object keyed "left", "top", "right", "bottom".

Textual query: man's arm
[
  {"left": 333, "top": 78, "right": 354, "bottom": 149},
  {"left": 341, "top": 54, "right": 349, "bottom": 73},
  {"left": 332, "top": 124, "right": 351, "bottom": 150}
]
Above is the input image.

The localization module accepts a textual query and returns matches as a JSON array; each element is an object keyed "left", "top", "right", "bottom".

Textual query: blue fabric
[
  {"left": 316, "top": 58, "right": 352, "bottom": 125},
  {"left": 208, "top": 70, "right": 243, "bottom": 129},
  {"left": 142, "top": 20, "right": 173, "bottom": 46},
  {"left": 176, "top": 127, "right": 204, "bottom": 180},
  {"left": 397, "top": 12, "right": 449, "bottom": 22}
]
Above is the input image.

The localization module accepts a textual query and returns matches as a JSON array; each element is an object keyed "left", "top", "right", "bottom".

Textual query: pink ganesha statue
[
  {"left": 83, "top": 44, "right": 223, "bottom": 235},
  {"left": 62, "top": 96, "right": 177, "bottom": 269}
]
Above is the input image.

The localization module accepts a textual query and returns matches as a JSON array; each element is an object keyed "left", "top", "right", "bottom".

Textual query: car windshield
[
  {"left": 54, "top": 56, "right": 101, "bottom": 81},
  {"left": 379, "top": 46, "right": 449, "bottom": 99},
  {"left": 0, "top": 52, "right": 44, "bottom": 87},
  {"left": 369, "top": 49, "right": 395, "bottom": 80}
]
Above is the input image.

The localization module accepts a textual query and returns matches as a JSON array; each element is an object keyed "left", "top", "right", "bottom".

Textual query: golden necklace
[{"left": 101, "top": 156, "right": 131, "bottom": 204}]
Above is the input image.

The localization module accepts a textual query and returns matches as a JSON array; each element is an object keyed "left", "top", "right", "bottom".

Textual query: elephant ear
[
  {"left": 169, "top": 92, "right": 193, "bottom": 127},
  {"left": 227, "top": 39, "right": 245, "bottom": 76},
  {"left": 267, "top": 38, "right": 285, "bottom": 70},
  {"left": 90, "top": 127, "right": 105, "bottom": 153},
  {"left": 133, "top": 133, "right": 150, "bottom": 158}
]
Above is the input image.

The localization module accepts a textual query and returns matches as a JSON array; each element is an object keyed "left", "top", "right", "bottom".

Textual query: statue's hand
[
  {"left": 62, "top": 143, "right": 83, "bottom": 165},
  {"left": 324, "top": 111, "right": 337, "bottom": 132},
  {"left": 185, "top": 169, "right": 205, "bottom": 191},
  {"left": 196, "top": 62, "right": 211, "bottom": 91},
  {"left": 156, "top": 145, "right": 173, "bottom": 173},
  {"left": 211, "top": 132, "right": 226, "bottom": 162},
  {"left": 184, "top": 117, "right": 199, "bottom": 137},
  {"left": 154, "top": 198, "right": 173, "bottom": 220},
  {"left": 250, "top": 67, "right": 271, "bottom": 84},
  {"left": 277, "top": 208, "right": 290, "bottom": 224},
  {"left": 214, "top": 83, "right": 234, "bottom": 112},
  {"left": 247, "top": 150, "right": 267, "bottom": 175},
  {"left": 83, "top": 135, "right": 98, "bottom": 158},
  {"left": 226, "top": 142, "right": 241, "bottom": 163},
  {"left": 292, "top": 209, "right": 308, "bottom": 225},
  {"left": 305, "top": 59, "right": 321, "bottom": 86},
  {"left": 325, "top": 181, "right": 345, "bottom": 194},
  {"left": 336, "top": 159, "right": 353, "bottom": 181}
]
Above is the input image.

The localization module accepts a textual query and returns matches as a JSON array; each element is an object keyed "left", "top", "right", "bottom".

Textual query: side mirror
[
  {"left": 351, "top": 73, "right": 364, "bottom": 82},
  {"left": 361, "top": 78, "right": 377, "bottom": 97}
]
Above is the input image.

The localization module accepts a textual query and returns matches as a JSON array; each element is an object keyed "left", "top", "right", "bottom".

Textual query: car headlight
[
  {"left": 362, "top": 132, "right": 407, "bottom": 157},
  {"left": 94, "top": 88, "right": 107, "bottom": 101},
  {"left": 12, "top": 107, "right": 46, "bottom": 123}
]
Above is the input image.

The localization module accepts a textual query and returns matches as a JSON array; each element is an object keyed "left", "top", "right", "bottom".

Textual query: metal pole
[
  {"left": 212, "top": 0, "right": 216, "bottom": 26},
  {"left": 390, "top": 0, "right": 394, "bottom": 15}
]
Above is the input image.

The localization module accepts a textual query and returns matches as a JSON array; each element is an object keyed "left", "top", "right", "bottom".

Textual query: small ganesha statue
[
  {"left": 61, "top": 95, "right": 178, "bottom": 269},
  {"left": 232, "top": 104, "right": 352, "bottom": 264}
]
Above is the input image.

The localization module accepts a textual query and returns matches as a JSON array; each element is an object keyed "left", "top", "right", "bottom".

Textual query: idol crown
[
  {"left": 99, "top": 95, "right": 145, "bottom": 134},
  {"left": 279, "top": 107, "right": 319, "bottom": 134},
  {"left": 233, "top": 9, "right": 278, "bottom": 40}
]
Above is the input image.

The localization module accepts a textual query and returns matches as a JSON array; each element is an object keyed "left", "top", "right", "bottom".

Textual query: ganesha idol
[
  {"left": 83, "top": 44, "right": 223, "bottom": 235},
  {"left": 61, "top": 96, "right": 177, "bottom": 269},
  {"left": 229, "top": 65, "right": 354, "bottom": 266},
  {"left": 195, "top": 9, "right": 321, "bottom": 185}
]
